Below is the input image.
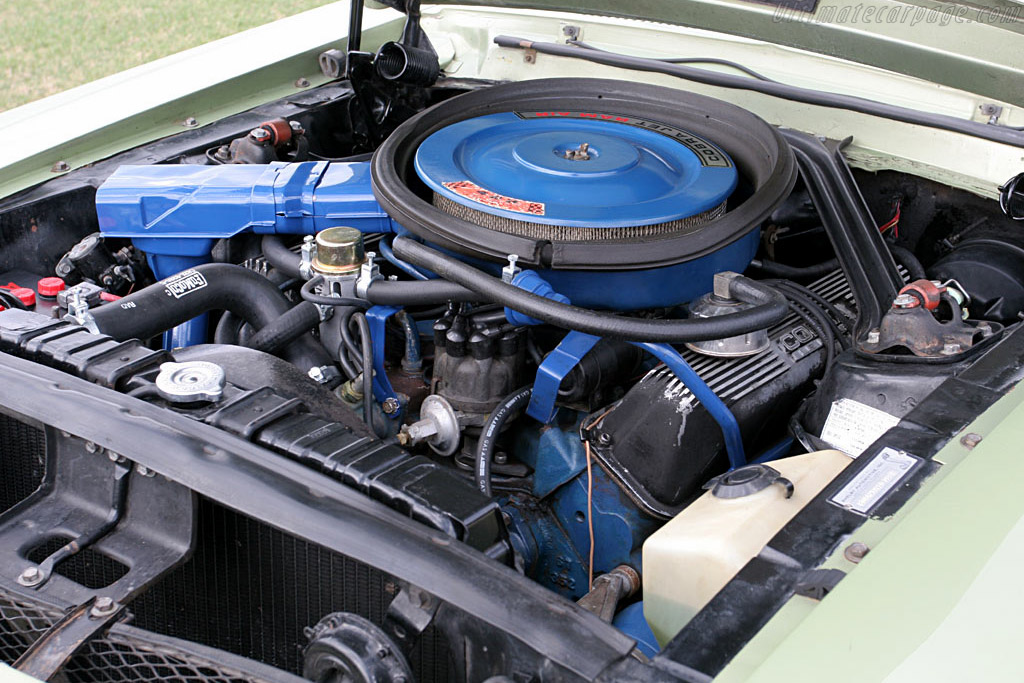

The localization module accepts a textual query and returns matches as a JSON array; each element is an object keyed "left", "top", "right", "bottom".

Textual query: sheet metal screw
[
  {"left": 51, "top": 160, "right": 70, "bottom": 173},
  {"left": 382, "top": 397, "right": 401, "bottom": 414},
  {"left": 960, "top": 432, "right": 983, "bottom": 449},
  {"left": 844, "top": 542, "right": 870, "bottom": 564},
  {"left": 295, "top": 77, "right": 311, "bottom": 88},
  {"left": 183, "top": 116, "right": 198, "bottom": 128},
  {"left": 91, "top": 596, "right": 117, "bottom": 618},
  {"left": 18, "top": 566, "right": 43, "bottom": 587}
]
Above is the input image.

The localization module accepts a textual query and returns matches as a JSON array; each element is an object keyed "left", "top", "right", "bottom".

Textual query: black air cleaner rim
[{"left": 372, "top": 78, "right": 796, "bottom": 271}]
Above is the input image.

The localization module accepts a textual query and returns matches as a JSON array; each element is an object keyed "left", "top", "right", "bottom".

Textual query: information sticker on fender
[
  {"left": 163, "top": 270, "right": 208, "bottom": 299},
  {"left": 829, "top": 447, "right": 921, "bottom": 515}
]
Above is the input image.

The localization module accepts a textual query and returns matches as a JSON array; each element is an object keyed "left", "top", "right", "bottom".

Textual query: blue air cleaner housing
[{"left": 372, "top": 78, "right": 797, "bottom": 310}]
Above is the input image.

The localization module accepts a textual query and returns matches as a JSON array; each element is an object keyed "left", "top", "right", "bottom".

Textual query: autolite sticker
[
  {"left": 164, "top": 270, "right": 208, "bottom": 299},
  {"left": 443, "top": 181, "right": 545, "bottom": 216}
]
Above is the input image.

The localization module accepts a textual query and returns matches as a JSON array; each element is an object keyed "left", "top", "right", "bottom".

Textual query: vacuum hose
[
  {"left": 391, "top": 237, "right": 789, "bottom": 343},
  {"left": 90, "top": 263, "right": 331, "bottom": 370}
]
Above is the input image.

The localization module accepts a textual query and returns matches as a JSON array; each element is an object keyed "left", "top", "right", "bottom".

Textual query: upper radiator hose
[{"left": 89, "top": 263, "right": 331, "bottom": 370}]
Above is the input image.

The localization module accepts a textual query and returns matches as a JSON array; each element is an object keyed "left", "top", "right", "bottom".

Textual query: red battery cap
[
  {"left": 3, "top": 286, "right": 36, "bottom": 307},
  {"left": 37, "top": 277, "right": 66, "bottom": 297}
]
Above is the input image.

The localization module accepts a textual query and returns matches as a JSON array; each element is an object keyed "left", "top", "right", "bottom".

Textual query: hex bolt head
[
  {"left": 249, "top": 127, "right": 272, "bottom": 144},
  {"left": 941, "top": 342, "right": 962, "bottom": 355},
  {"left": 289, "top": 120, "right": 304, "bottom": 132},
  {"left": 91, "top": 596, "right": 117, "bottom": 618},
  {"left": 382, "top": 397, "right": 401, "bottom": 415},
  {"left": 960, "top": 432, "right": 983, "bottom": 449},
  {"left": 85, "top": 441, "right": 99, "bottom": 453},
  {"left": 597, "top": 432, "right": 613, "bottom": 447},
  {"left": 866, "top": 329, "right": 881, "bottom": 344},
  {"left": 18, "top": 566, "right": 43, "bottom": 586},
  {"left": 183, "top": 116, "right": 198, "bottom": 128},
  {"left": 51, "top": 160, "right": 71, "bottom": 173},
  {"left": 844, "top": 542, "right": 870, "bottom": 564}
]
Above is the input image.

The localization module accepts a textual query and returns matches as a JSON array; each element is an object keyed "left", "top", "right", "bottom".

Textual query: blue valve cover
[{"left": 414, "top": 111, "right": 737, "bottom": 227}]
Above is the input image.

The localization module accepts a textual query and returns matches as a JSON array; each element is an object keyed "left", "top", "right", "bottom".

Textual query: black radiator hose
[
  {"left": 391, "top": 237, "right": 789, "bottom": 342},
  {"left": 261, "top": 235, "right": 303, "bottom": 279},
  {"left": 246, "top": 301, "right": 322, "bottom": 354},
  {"left": 90, "top": 263, "right": 331, "bottom": 369}
]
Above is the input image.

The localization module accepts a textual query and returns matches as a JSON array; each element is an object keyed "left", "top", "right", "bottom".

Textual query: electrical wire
[{"left": 581, "top": 405, "right": 617, "bottom": 592}]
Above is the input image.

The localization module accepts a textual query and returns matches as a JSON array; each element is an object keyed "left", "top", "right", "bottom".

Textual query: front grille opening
[
  {"left": 0, "top": 413, "right": 46, "bottom": 513},
  {"left": 129, "top": 498, "right": 454, "bottom": 681},
  {"left": 26, "top": 536, "right": 130, "bottom": 589},
  {"left": 0, "top": 588, "right": 61, "bottom": 664}
]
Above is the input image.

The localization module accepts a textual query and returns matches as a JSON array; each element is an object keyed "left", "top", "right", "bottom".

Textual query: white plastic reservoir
[{"left": 642, "top": 449, "right": 852, "bottom": 645}]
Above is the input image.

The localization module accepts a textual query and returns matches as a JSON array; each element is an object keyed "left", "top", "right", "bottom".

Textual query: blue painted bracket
[
  {"left": 364, "top": 305, "right": 402, "bottom": 418},
  {"left": 526, "top": 331, "right": 600, "bottom": 423}
]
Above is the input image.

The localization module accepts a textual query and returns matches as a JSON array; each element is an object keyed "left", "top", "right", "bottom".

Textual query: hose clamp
[{"left": 355, "top": 251, "right": 382, "bottom": 298}]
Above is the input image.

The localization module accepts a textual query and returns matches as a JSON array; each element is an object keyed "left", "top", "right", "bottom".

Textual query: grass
[{"left": 0, "top": 0, "right": 336, "bottom": 112}]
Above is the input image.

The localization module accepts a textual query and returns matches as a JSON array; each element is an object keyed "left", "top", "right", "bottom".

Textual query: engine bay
[{"left": 1, "top": 28, "right": 1024, "bottom": 680}]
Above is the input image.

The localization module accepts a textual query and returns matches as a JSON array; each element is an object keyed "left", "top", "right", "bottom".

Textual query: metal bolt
[
  {"left": 941, "top": 342, "right": 962, "bottom": 355},
  {"left": 289, "top": 120, "right": 303, "bottom": 132},
  {"left": 295, "top": 77, "right": 311, "bottom": 88},
  {"left": 382, "top": 397, "right": 401, "bottom": 414},
  {"left": 494, "top": 452, "right": 508, "bottom": 465},
  {"left": 249, "top": 127, "right": 272, "bottom": 143},
  {"left": 892, "top": 293, "right": 918, "bottom": 309},
  {"left": 107, "top": 451, "right": 123, "bottom": 463},
  {"left": 136, "top": 465, "right": 154, "bottom": 477},
  {"left": 308, "top": 366, "right": 328, "bottom": 384},
  {"left": 85, "top": 441, "right": 99, "bottom": 453},
  {"left": 562, "top": 25, "right": 580, "bottom": 39},
  {"left": 597, "top": 432, "right": 613, "bottom": 447},
  {"left": 182, "top": 116, "right": 198, "bottom": 128},
  {"left": 18, "top": 566, "right": 43, "bottom": 586},
  {"left": 91, "top": 596, "right": 117, "bottom": 617},
  {"left": 866, "top": 329, "right": 881, "bottom": 344},
  {"left": 51, "top": 160, "right": 71, "bottom": 173},
  {"left": 960, "top": 432, "right": 983, "bottom": 449},
  {"left": 844, "top": 542, "right": 870, "bottom": 564}
]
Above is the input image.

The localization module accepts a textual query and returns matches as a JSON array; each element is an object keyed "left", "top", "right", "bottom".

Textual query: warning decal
[{"left": 443, "top": 181, "right": 545, "bottom": 216}]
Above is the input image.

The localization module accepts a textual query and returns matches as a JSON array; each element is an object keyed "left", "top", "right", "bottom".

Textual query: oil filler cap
[
  {"left": 155, "top": 361, "right": 226, "bottom": 403},
  {"left": 704, "top": 464, "right": 794, "bottom": 499}
]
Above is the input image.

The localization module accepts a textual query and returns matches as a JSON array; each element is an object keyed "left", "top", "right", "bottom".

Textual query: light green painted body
[
  {"left": 1, "top": 4, "right": 1023, "bottom": 679},
  {"left": 718, "top": 386, "right": 1024, "bottom": 682}
]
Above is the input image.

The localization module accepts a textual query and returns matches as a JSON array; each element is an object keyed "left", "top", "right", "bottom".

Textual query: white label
[
  {"left": 830, "top": 447, "right": 919, "bottom": 514},
  {"left": 163, "top": 270, "right": 208, "bottom": 299},
  {"left": 820, "top": 398, "right": 901, "bottom": 457}
]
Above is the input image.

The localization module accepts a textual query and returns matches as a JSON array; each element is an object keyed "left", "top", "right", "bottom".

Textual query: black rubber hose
[
  {"left": 493, "top": 36, "right": 1024, "bottom": 149},
  {"left": 246, "top": 301, "right": 322, "bottom": 354},
  {"left": 749, "top": 258, "right": 839, "bottom": 279},
  {"left": 0, "top": 289, "right": 28, "bottom": 311},
  {"left": 392, "top": 237, "right": 789, "bottom": 342},
  {"left": 476, "top": 386, "right": 533, "bottom": 497},
  {"left": 90, "top": 263, "right": 331, "bottom": 370},
  {"left": 261, "top": 235, "right": 302, "bottom": 280},
  {"left": 300, "top": 276, "right": 371, "bottom": 308},
  {"left": 364, "top": 279, "right": 479, "bottom": 305},
  {"left": 353, "top": 312, "right": 375, "bottom": 431},
  {"left": 888, "top": 244, "right": 927, "bottom": 281}
]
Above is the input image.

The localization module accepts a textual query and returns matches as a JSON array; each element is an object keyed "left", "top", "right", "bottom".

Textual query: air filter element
[
  {"left": 414, "top": 112, "right": 737, "bottom": 243},
  {"left": 372, "top": 79, "right": 796, "bottom": 310}
]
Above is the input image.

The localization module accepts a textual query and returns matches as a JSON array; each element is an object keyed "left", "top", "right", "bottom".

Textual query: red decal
[{"left": 444, "top": 181, "right": 545, "bottom": 216}]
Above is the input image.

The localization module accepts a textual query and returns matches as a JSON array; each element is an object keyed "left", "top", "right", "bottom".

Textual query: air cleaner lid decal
[
  {"left": 443, "top": 181, "right": 546, "bottom": 216},
  {"left": 515, "top": 111, "right": 733, "bottom": 168}
]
